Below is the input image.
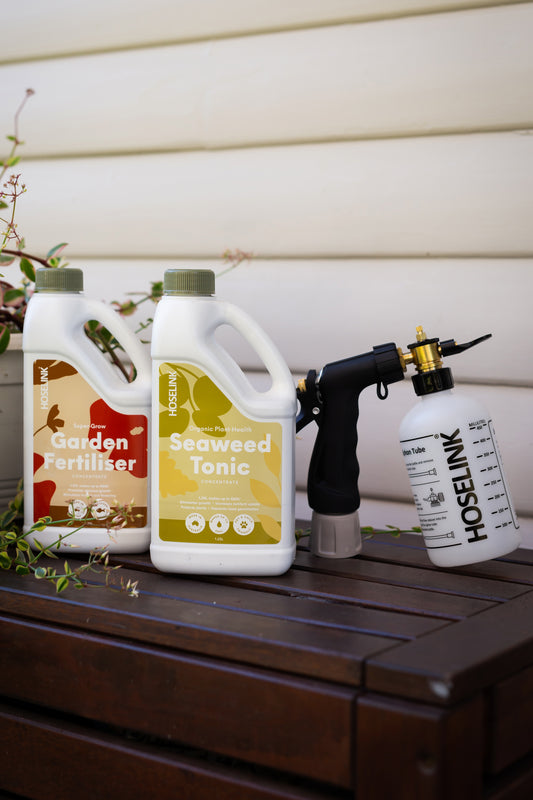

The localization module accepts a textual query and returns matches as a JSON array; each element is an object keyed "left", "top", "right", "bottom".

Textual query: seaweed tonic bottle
[{"left": 151, "top": 269, "right": 296, "bottom": 575}]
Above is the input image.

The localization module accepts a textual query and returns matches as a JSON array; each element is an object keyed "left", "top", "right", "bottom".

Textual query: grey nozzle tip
[{"left": 310, "top": 511, "right": 362, "bottom": 558}]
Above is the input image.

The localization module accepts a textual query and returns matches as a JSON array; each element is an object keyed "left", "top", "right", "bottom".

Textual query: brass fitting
[{"left": 400, "top": 326, "right": 443, "bottom": 374}]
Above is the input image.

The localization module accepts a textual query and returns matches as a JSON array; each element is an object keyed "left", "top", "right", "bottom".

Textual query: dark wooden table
[{"left": 1, "top": 525, "right": 533, "bottom": 800}]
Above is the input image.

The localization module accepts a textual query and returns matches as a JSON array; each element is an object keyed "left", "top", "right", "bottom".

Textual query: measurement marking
[
  {"left": 488, "top": 419, "right": 520, "bottom": 530},
  {"left": 491, "top": 507, "right": 509, "bottom": 515}
]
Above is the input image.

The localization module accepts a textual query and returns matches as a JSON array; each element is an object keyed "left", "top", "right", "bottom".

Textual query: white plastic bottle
[
  {"left": 399, "top": 328, "right": 520, "bottom": 567},
  {"left": 23, "top": 267, "right": 151, "bottom": 552},
  {"left": 150, "top": 268, "right": 296, "bottom": 575}
]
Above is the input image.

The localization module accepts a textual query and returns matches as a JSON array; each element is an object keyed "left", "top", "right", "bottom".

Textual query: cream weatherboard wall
[{"left": 1, "top": 0, "right": 532, "bottom": 541}]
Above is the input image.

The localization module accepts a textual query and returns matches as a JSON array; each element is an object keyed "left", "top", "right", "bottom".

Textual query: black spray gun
[{"left": 296, "top": 328, "right": 495, "bottom": 560}]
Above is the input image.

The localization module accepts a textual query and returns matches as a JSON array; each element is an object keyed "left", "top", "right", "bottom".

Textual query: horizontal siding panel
[
  {"left": 0, "top": 1, "right": 528, "bottom": 62},
  {"left": 12, "top": 134, "right": 533, "bottom": 259},
  {"left": 24, "top": 256, "right": 527, "bottom": 387},
  {"left": 2, "top": 4, "right": 533, "bottom": 156},
  {"left": 296, "top": 380, "right": 533, "bottom": 518}
]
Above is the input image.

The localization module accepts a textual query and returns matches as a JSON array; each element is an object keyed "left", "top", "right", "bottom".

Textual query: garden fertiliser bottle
[
  {"left": 23, "top": 267, "right": 151, "bottom": 552},
  {"left": 151, "top": 268, "right": 296, "bottom": 575},
  {"left": 399, "top": 327, "right": 521, "bottom": 567}
]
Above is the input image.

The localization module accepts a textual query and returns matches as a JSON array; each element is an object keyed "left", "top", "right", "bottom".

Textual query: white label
[{"left": 401, "top": 418, "right": 518, "bottom": 553}]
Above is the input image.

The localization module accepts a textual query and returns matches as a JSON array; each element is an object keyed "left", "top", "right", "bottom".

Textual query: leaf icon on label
[
  {"left": 193, "top": 375, "right": 232, "bottom": 416},
  {"left": 250, "top": 478, "right": 279, "bottom": 508},
  {"left": 34, "top": 403, "right": 65, "bottom": 436},
  {"left": 264, "top": 442, "right": 281, "bottom": 485},
  {"left": 192, "top": 411, "right": 225, "bottom": 437},
  {"left": 160, "top": 408, "right": 189, "bottom": 436},
  {"left": 159, "top": 452, "right": 198, "bottom": 497},
  {"left": 258, "top": 514, "right": 281, "bottom": 542}
]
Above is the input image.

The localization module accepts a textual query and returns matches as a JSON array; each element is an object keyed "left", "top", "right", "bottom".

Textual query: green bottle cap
[
  {"left": 163, "top": 269, "right": 215, "bottom": 296},
  {"left": 35, "top": 268, "right": 83, "bottom": 293}
]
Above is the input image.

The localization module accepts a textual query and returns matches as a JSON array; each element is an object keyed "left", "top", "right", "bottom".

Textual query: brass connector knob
[{"left": 405, "top": 326, "right": 443, "bottom": 374}]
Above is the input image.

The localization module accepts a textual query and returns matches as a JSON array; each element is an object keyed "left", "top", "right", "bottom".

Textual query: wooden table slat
[
  {"left": 0, "top": 615, "right": 356, "bottom": 789},
  {"left": 487, "top": 662, "right": 533, "bottom": 775},
  {"left": 366, "top": 590, "right": 533, "bottom": 705},
  {"left": 359, "top": 534, "right": 533, "bottom": 585},
  {"left": 294, "top": 550, "right": 531, "bottom": 602},
  {"left": 77, "top": 559, "right": 448, "bottom": 641},
  {"left": 356, "top": 693, "right": 484, "bottom": 800},
  {"left": 0, "top": 702, "right": 344, "bottom": 800},
  {"left": 0, "top": 575, "right": 398, "bottom": 687},
  {"left": 209, "top": 567, "right": 496, "bottom": 620}
]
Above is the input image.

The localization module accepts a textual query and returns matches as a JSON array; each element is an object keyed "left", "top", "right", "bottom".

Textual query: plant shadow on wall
[{"left": 0, "top": 89, "right": 253, "bottom": 593}]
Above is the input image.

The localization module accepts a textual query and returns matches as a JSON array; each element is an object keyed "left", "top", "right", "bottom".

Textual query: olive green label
[{"left": 158, "top": 362, "right": 283, "bottom": 544}]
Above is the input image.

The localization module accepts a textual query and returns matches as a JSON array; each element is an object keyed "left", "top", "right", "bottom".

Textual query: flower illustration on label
[
  {"left": 89, "top": 399, "right": 148, "bottom": 478},
  {"left": 34, "top": 403, "right": 65, "bottom": 436}
]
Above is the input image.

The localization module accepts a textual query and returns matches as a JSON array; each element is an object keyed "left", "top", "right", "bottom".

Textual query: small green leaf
[
  {"left": 5, "top": 156, "right": 20, "bottom": 167},
  {"left": 0, "top": 201, "right": 8, "bottom": 209},
  {"left": 15, "top": 564, "right": 30, "bottom": 575},
  {"left": 0, "top": 325, "right": 10, "bottom": 354},
  {"left": 0, "top": 254, "right": 16, "bottom": 266},
  {"left": 4, "top": 288, "right": 25, "bottom": 303},
  {"left": 34, "top": 567, "right": 47, "bottom": 579},
  {"left": 17, "top": 539, "right": 30, "bottom": 552},
  {"left": 46, "top": 242, "right": 68, "bottom": 259},
  {"left": 0, "top": 551, "right": 12, "bottom": 570},
  {"left": 0, "top": 509, "right": 18, "bottom": 527},
  {"left": 55, "top": 577, "right": 69, "bottom": 593},
  {"left": 32, "top": 517, "right": 51, "bottom": 531},
  {"left": 19, "top": 257, "right": 35, "bottom": 282}
]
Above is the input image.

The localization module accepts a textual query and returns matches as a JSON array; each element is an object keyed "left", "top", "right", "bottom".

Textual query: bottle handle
[
  {"left": 80, "top": 299, "right": 151, "bottom": 394},
  {"left": 208, "top": 301, "right": 296, "bottom": 407}
]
